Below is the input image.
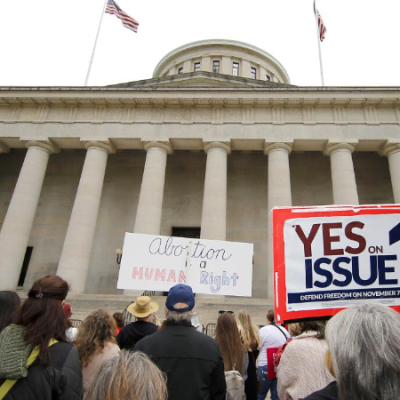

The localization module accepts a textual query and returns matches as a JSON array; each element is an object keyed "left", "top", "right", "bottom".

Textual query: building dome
[{"left": 152, "top": 39, "right": 290, "bottom": 84}]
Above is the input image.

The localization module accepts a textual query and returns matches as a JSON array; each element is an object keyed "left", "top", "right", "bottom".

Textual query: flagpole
[
  {"left": 84, "top": 0, "right": 109, "bottom": 86},
  {"left": 313, "top": 0, "right": 325, "bottom": 86}
]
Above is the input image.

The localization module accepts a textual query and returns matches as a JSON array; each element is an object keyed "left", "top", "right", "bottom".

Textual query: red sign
[{"left": 273, "top": 205, "right": 400, "bottom": 324}]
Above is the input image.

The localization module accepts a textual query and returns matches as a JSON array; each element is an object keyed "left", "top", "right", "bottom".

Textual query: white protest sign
[
  {"left": 117, "top": 233, "right": 253, "bottom": 296},
  {"left": 285, "top": 214, "right": 400, "bottom": 312}
]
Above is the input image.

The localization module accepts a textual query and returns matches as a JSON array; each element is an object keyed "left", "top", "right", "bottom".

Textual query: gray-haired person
[
  {"left": 134, "top": 283, "right": 226, "bottom": 400},
  {"left": 84, "top": 350, "right": 167, "bottom": 400},
  {"left": 301, "top": 303, "right": 400, "bottom": 400}
]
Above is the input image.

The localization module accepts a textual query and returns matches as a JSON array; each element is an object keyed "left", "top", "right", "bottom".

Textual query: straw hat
[{"left": 127, "top": 296, "right": 159, "bottom": 318}]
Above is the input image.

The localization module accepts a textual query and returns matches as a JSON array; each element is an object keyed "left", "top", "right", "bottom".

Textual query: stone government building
[{"left": 0, "top": 39, "right": 399, "bottom": 299}]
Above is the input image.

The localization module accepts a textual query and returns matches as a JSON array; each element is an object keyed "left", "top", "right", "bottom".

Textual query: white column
[
  {"left": 381, "top": 143, "right": 400, "bottom": 203},
  {"left": 57, "top": 141, "right": 114, "bottom": 293},
  {"left": 126, "top": 141, "right": 172, "bottom": 296},
  {"left": 325, "top": 143, "right": 359, "bottom": 205},
  {"left": 265, "top": 143, "right": 292, "bottom": 298},
  {"left": 200, "top": 142, "right": 231, "bottom": 240},
  {"left": 0, "top": 141, "right": 57, "bottom": 290},
  {"left": 134, "top": 141, "right": 172, "bottom": 234}
]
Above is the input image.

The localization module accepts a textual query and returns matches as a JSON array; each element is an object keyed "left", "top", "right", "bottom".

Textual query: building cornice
[{"left": 0, "top": 93, "right": 399, "bottom": 106}]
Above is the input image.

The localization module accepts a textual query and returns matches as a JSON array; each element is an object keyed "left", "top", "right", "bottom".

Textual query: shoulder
[
  {"left": 193, "top": 330, "right": 220, "bottom": 348},
  {"left": 292, "top": 335, "right": 328, "bottom": 350},
  {"left": 49, "top": 342, "right": 80, "bottom": 368},
  {"left": 49, "top": 341, "right": 74, "bottom": 359},
  {"left": 103, "top": 342, "right": 120, "bottom": 355},
  {"left": 259, "top": 325, "right": 271, "bottom": 335},
  {"left": 134, "top": 329, "right": 161, "bottom": 349}
]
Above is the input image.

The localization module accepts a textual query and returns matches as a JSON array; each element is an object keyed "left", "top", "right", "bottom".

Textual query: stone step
[{"left": 18, "top": 292, "right": 274, "bottom": 327}]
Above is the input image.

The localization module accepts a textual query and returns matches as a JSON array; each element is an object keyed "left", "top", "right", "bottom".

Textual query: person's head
[
  {"left": 84, "top": 350, "right": 167, "bottom": 400},
  {"left": 75, "top": 309, "right": 116, "bottom": 367},
  {"left": 298, "top": 320, "right": 326, "bottom": 339},
  {"left": 0, "top": 291, "right": 21, "bottom": 333},
  {"left": 127, "top": 296, "right": 159, "bottom": 322},
  {"left": 17, "top": 275, "right": 69, "bottom": 364},
  {"left": 288, "top": 322, "right": 302, "bottom": 337},
  {"left": 112, "top": 312, "right": 125, "bottom": 329},
  {"left": 326, "top": 303, "right": 400, "bottom": 400},
  {"left": 165, "top": 284, "right": 195, "bottom": 323},
  {"left": 266, "top": 309, "right": 275, "bottom": 324},
  {"left": 215, "top": 312, "right": 244, "bottom": 373},
  {"left": 237, "top": 310, "right": 260, "bottom": 351}
]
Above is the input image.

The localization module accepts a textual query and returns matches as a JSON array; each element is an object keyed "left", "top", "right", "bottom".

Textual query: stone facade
[{"left": 0, "top": 40, "right": 399, "bottom": 299}]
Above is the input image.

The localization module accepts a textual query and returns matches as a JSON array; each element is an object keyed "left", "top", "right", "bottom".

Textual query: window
[
  {"left": 266, "top": 74, "right": 271, "bottom": 81},
  {"left": 194, "top": 62, "right": 201, "bottom": 72},
  {"left": 178, "top": 67, "right": 183, "bottom": 74},
  {"left": 213, "top": 61, "right": 220, "bottom": 73},
  {"left": 251, "top": 67, "right": 257, "bottom": 79},
  {"left": 172, "top": 227, "right": 201, "bottom": 239},
  {"left": 232, "top": 62, "right": 239, "bottom": 76}
]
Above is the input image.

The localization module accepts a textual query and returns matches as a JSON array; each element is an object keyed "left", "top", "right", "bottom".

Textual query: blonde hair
[
  {"left": 237, "top": 310, "right": 261, "bottom": 351},
  {"left": 84, "top": 351, "right": 167, "bottom": 400},
  {"left": 75, "top": 309, "right": 116, "bottom": 367},
  {"left": 148, "top": 313, "right": 161, "bottom": 326},
  {"left": 288, "top": 323, "right": 302, "bottom": 337}
]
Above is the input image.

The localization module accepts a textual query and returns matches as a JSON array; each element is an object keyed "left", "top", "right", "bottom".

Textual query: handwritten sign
[
  {"left": 117, "top": 233, "right": 253, "bottom": 296},
  {"left": 273, "top": 205, "right": 400, "bottom": 323}
]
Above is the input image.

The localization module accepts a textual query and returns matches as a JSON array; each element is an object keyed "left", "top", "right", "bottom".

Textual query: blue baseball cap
[{"left": 165, "top": 284, "right": 195, "bottom": 312}]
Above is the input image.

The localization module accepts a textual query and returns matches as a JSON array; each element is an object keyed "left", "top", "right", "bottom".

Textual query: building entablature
[{"left": 0, "top": 88, "right": 399, "bottom": 153}]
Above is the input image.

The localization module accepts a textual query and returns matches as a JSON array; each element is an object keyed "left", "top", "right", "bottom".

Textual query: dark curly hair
[{"left": 112, "top": 312, "right": 125, "bottom": 329}]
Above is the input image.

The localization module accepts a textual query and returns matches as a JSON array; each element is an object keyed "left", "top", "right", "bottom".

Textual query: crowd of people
[{"left": 1, "top": 274, "right": 400, "bottom": 400}]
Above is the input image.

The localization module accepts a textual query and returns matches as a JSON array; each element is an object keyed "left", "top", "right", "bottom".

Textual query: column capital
[
  {"left": 82, "top": 139, "right": 115, "bottom": 154},
  {"left": 324, "top": 142, "right": 357, "bottom": 156},
  {"left": 264, "top": 142, "right": 292, "bottom": 155},
  {"left": 204, "top": 141, "right": 231, "bottom": 154},
  {"left": 380, "top": 142, "right": 400, "bottom": 157},
  {"left": 0, "top": 142, "right": 9, "bottom": 154},
  {"left": 143, "top": 141, "right": 173, "bottom": 154},
  {"left": 24, "top": 140, "right": 59, "bottom": 154}
]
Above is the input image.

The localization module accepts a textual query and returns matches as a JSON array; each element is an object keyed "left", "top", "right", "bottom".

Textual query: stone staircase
[
  {"left": 17, "top": 292, "right": 274, "bottom": 328},
  {"left": 18, "top": 292, "right": 274, "bottom": 327}
]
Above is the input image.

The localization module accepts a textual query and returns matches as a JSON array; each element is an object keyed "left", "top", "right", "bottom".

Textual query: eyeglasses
[{"left": 218, "top": 310, "right": 234, "bottom": 315}]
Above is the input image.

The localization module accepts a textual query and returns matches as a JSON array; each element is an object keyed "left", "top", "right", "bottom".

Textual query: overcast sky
[{"left": 0, "top": 0, "right": 399, "bottom": 88}]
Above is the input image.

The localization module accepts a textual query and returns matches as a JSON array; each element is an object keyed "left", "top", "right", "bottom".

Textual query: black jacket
[
  {"left": 0, "top": 342, "right": 83, "bottom": 400},
  {"left": 116, "top": 320, "right": 158, "bottom": 350},
  {"left": 134, "top": 320, "right": 226, "bottom": 400},
  {"left": 301, "top": 381, "right": 338, "bottom": 400}
]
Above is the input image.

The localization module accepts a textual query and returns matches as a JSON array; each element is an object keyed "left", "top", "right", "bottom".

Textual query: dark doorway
[
  {"left": 18, "top": 246, "right": 33, "bottom": 287},
  {"left": 169, "top": 228, "right": 201, "bottom": 297},
  {"left": 172, "top": 227, "right": 201, "bottom": 239}
]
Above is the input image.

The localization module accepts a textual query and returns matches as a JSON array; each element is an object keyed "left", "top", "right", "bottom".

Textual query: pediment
[{"left": 108, "top": 71, "right": 293, "bottom": 89}]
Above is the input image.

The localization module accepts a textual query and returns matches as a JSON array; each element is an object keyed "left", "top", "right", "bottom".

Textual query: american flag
[
  {"left": 105, "top": 0, "right": 139, "bottom": 33},
  {"left": 316, "top": 10, "right": 327, "bottom": 42}
]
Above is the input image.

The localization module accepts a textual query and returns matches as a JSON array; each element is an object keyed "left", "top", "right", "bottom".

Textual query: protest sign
[
  {"left": 273, "top": 205, "right": 400, "bottom": 323},
  {"left": 117, "top": 233, "right": 253, "bottom": 296}
]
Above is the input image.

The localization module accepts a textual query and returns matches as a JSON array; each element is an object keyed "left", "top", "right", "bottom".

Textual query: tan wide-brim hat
[{"left": 127, "top": 296, "right": 159, "bottom": 318}]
